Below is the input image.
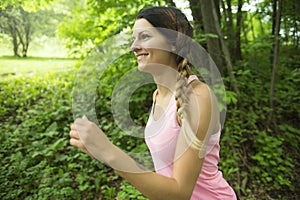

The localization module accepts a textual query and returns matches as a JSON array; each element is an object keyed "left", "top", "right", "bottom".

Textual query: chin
[
  {"left": 137, "top": 63, "right": 150, "bottom": 73},
  {"left": 137, "top": 63, "right": 166, "bottom": 76}
]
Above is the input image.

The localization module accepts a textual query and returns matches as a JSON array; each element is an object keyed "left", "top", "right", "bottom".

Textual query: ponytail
[
  {"left": 175, "top": 57, "right": 191, "bottom": 125},
  {"left": 175, "top": 58, "right": 203, "bottom": 150}
]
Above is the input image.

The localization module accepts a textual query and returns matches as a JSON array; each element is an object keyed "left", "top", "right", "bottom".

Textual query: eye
[{"left": 140, "top": 33, "right": 151, "bottom": 40}]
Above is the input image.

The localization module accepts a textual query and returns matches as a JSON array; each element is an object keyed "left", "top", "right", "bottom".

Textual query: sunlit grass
[{"left": 0, "top": 56, "right": 79, "bottom": 75}]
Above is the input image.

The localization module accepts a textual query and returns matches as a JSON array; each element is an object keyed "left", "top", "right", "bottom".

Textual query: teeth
[{"left": 137, "top": 54, "right": 147, "bottom": 59}]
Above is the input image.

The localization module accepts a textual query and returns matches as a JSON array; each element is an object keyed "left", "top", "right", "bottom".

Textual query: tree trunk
[
  {"left": 293, "top": 6, "right": 299, "bottom": 56},
  {"left": 268, "top": 0, "right": 282, "bottom": 127},
  {"left": 23, "top": 12, "right": 31, "bottom": 57},
  {"left": 197, "top": 0, "right": 224, "bottom": 75},
  {"left": 235, "top": 0, "right": 243, "bottom": 61},
  {"left": 242, "top": 12, "right": 248, "bottom": 45},
  {"left": 224, "top": 0, "right": 235, "bottom": 60},
  {"left": 269, "top": 0, "right": 278, "bottom": 69},
  {"left": 16, "top": 26, "right": 30, "bottom": 58},
  {"left": 8, "top": 20, "right": 20, "bottom": 57},
  {"left": 220, "top": 0, "right": 227, "bottom": 25},
  {"left": 211, "top": 0, "right": 240, "bottom": 96},
  {"left": 295, "top": 0, "right": 300, "bottom": 55},
  {"left": 189, "top": 0, "right": 205, "bottom": 39},
  {"left": 214, "top": 0, "right": 221, "bottom": 24},
  {"left": 198, "top": 0, "right": 240, "bottom": 96},
  {"left": 271, "top": 0, "right": 277, "bottom": 36}
]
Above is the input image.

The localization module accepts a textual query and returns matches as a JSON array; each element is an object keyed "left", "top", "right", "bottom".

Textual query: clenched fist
[{"left": 70, "top": 116, "right": 115, "bottom": 164}]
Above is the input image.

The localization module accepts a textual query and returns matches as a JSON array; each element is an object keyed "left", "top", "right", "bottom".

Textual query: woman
[{"left": 70, "top": 6, "right": 237, "bottom": 200}]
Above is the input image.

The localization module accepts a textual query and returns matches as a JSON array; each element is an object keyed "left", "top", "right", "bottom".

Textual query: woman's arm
[{"left": 70, "top": 81, "right": 213, "bottom": 200}]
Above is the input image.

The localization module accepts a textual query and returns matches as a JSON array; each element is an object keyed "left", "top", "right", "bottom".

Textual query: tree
[
  {"left": 0, "top": 5, "right": 24, "bottom": 56},
  {"left": 268, "top": 0, "right": 283, "bottom": 127},
  {"left": 0, "top": 6, "right": 38, "bottom": 57},
  {"left": 221, "top": 0, "right": 244, "bottom": 63},
  {"left": 194, "top": 0, "right": 239, "bottom": 95},
  {"left": 189, "top": 0, "right": 204, "bottom": 39},
  {"left": 16, "top": 6, "right": 31, "bottom": 57},
  {"left": 193, "top": 0, "right": 224, "bottom": 74},
  {"left": 235, "top": 0, "right": 243, "bottom": 61},
  {"left": 0, "top": 3, "right": 64, "bottom": 57}
]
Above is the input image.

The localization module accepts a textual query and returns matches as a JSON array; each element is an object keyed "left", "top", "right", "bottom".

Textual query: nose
[{"left": 130, "top": 40, "right": 142, "bottom": 52}]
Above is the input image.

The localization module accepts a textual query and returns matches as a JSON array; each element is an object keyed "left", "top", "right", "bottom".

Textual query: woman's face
[{"left": 131, "top": 19, "right": 177, "bottom": 74}]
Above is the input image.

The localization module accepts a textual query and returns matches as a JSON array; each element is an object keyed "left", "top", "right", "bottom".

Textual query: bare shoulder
[
  {"left": 189, "top": 79, "right": 221, "bottom": 132},
  {"left": 189, "top": 80, "right": 212, "bottom": 104}
]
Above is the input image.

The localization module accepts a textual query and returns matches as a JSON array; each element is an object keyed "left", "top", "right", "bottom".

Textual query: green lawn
[{"left": 0, "top": 56, "right": 79, "bottom": 75}]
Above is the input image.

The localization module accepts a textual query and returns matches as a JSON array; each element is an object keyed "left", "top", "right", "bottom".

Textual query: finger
[
  {"left": 70, "top": 130, "right": 80, "bottom": 139},
  {"left": 70, "top": 138, "right": 84, "bottom": 149},
  {"left": 70, "top": 124, "right": 77, "bottom": 130},
  {"left": 70, "top": 138, "right": 89, "bottom": 154}
]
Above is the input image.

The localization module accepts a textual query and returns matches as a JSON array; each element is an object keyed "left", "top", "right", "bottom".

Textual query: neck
[{"left": 153, "top": 66, "right": 178, "bottom": 97}]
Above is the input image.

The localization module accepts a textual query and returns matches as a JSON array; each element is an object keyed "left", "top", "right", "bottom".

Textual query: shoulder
[
  {"left": 188, "top": 79, "right": 221, "bottom": 135},
  {"left": 189, "top": 79, "right": 211, "bottom": 106}
]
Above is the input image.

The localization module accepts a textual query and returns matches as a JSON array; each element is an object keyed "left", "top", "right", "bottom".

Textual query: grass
[{"left": 0, "top": 56, "right": 79, "bottom": 76}]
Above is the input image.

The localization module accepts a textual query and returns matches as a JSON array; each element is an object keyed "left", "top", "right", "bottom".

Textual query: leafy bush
[
  {"left": 0, "top": 54, "right": 152, "bottom": 199},
  {"left": 219, "top": 60, "right": 299, "bottom": 199}
]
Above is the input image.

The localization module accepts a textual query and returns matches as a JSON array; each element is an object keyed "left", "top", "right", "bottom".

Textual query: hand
[
  {"left": 70, "top": 116, "right": 115, "bottom": 164},
  {"left": 70, "top": 116, "right": 145, "bottom": 173}
]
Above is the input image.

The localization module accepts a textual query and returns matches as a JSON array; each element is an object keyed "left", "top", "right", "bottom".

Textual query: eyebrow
[{"left": 132, "top": 29, "right": 152, "bottom": 38}]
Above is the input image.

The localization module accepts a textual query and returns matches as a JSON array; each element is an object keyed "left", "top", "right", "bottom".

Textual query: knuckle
[
  {"left": 70, "top": 138, "right": 76, "bottom": 146},
  {"left": 71, "top": 124, "right": 76, "bottom": 130},
  {"left": 70, "top": 130, "right": 75, "bottom": 138}
]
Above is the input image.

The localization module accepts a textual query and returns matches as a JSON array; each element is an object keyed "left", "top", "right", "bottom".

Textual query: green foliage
[
  {"left": 0, "top": 72, "right": 86, "bottom": 199},
  {"left": 1, "top": 0, "right": 299, "bottom": 199},
  {"left": 117, "top": 181, "right": 148, "bottom": 200},
  {"left": 219, "top": 57, "right": 299, "bottom": 199},
  {"left": 56, "top": 0, "right": 173, "bottom": 57},
  {"left": 0, "top": 0, "right": 53, "bottom": 11},
  {"left": 1, "top": 49, "right": 299, "bottom": 199},
  {"left": 0, "top": 54, "right": 152, "bottom": 199},
  {"left": 0, "top": 56, "right": 77, "bottom": 74}
]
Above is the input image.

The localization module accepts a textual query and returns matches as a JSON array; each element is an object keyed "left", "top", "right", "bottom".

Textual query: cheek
[
  {"left": 152, "top": 50, "right": 174, "bottom": 62},
  {"left": 143, "top": 38, "right": 172, "bottom": 52}
]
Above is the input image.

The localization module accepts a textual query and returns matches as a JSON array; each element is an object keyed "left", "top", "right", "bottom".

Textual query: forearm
[
  {"left": 116, "top": 170, "right": 189, "bottom": 200},
  {"left": 108, "top": 146, "right": 190, "bottom": 200}
]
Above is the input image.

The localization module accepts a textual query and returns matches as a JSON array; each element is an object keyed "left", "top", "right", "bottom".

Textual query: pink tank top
[{"left": 145, "top": 75, "right": 237, "bottom": 200}]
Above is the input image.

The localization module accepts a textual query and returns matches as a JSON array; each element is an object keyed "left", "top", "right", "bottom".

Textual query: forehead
[
  {"left": 132, "top": 19, "right": 156, "bottom": 35},
  {"left": 133, "top": 18, "right": 154, "bottom": 30}
]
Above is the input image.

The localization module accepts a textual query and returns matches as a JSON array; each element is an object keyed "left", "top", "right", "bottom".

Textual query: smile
[{"left": 136, "top": 53, "right": 149, "bottom": 61}]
